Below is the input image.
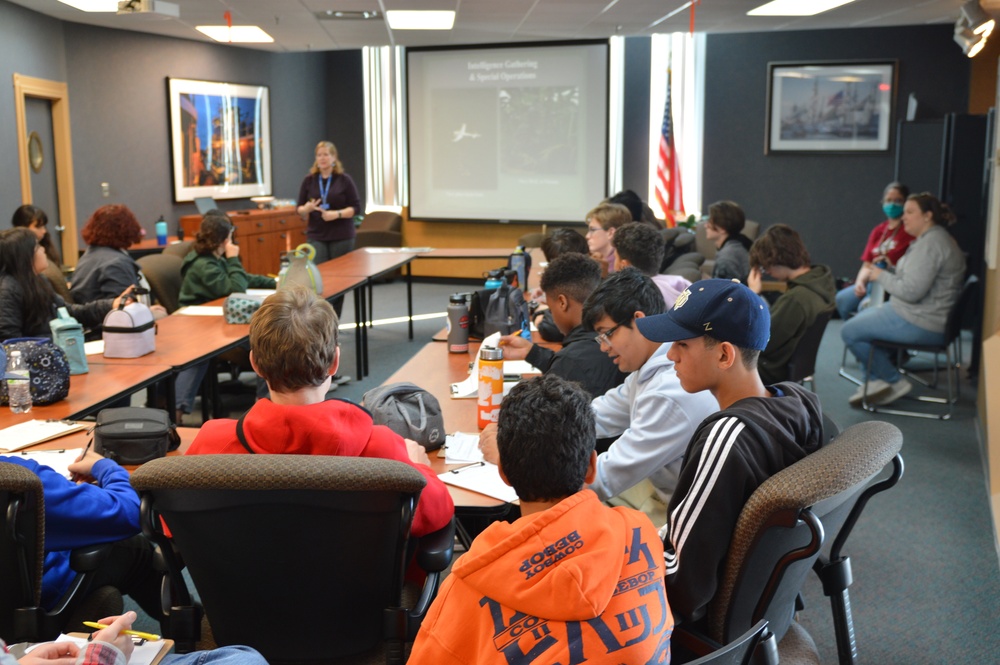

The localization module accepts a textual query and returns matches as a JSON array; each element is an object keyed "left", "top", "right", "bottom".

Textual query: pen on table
[
  {"left": 450, "top": 461, "right": 485, "bottom": 473},
  {"left": 82, "top": 622, "right": 161, "bottom": 641}
]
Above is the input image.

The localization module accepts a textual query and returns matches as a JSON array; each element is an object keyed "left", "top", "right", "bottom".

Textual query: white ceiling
[{"left": 7, "top": 0, "right": 999, "bottom": 53}]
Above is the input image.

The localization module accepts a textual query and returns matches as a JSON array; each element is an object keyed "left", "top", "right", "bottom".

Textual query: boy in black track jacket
[{"left": 635, "top": 278, "right": 825, "bottom": 625}]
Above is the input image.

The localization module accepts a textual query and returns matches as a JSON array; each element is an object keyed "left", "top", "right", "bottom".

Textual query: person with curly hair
[
  {"left": 11, "top": 204, "right": 72, "bottom": 303},
  {"left": 70, "top": 204, "right": 164, "bottom": 317}
]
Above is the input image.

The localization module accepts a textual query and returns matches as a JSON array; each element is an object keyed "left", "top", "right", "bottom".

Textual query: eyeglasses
[
  {"left": 586, "top": 225, "right": 604, "bottom": 235},
  {"left": 594, "top": 323, "right": 623, "bottom": 347}
]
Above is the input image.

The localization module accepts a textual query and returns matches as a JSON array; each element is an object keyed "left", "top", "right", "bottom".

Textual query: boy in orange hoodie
[{"left": 408, "top": 374, "right": 673, "bottom": 664}]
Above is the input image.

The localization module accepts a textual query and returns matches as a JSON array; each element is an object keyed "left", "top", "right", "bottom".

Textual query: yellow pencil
[{"left": 82, "top": 622, "right": 161, "bottom": 641}]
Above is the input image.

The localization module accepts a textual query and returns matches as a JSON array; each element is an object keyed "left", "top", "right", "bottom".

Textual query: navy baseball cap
[{"left": 635, "top": 279, "right": 771, "bottom": 350}]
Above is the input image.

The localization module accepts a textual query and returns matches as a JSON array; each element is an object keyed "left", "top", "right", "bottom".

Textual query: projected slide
[{"left": 408, "top": 42, "right": 608, "bottom": 223}]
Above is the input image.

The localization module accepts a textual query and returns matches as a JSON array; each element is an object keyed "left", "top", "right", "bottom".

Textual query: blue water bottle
[{"left": 155, "top": 216, "right": 168, "bottom": 246}]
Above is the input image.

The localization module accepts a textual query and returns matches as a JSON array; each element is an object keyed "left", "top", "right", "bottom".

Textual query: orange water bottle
[{"left": 477, "top": 346, "right": 504, "bottom": 429}]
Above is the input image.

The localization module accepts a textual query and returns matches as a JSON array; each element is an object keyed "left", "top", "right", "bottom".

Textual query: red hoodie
[
  {"left": 409, "top": 490, "right": 672, "bottom": 664},
  {"left": 187, "top": 397, "right": 454, "bottom": 536}
]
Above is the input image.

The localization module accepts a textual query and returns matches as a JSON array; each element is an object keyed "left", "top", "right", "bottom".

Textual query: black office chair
[
  {"left": 701, "top": 421, "right": 904, "bottom": 665},
  {"left": 131, "top": 455, "right": 455, "bottom": 664},
  {"left": 673, "top": 620, "right": 769, "bottom": 665},
  {"left": 137, "top": 253, "right": 184, "bottom": 314},
  {"left": 787, "top": 308, "right": 834, "bottom": 391},
  {"left": 861, "top": 274, "right": 979, "bottom": 419},
  {"left": 0, "top": 461, "right": 122, "bottom": 643}
]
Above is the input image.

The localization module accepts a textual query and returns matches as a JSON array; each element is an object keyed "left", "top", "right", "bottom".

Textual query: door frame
[{"left": 13, "top": 73, "right": 79, "bottom": 266}]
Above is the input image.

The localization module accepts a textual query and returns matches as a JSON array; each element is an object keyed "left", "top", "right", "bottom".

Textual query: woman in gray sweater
[{"left": 841, "top": 192, "right": 965, "bottom": 406}]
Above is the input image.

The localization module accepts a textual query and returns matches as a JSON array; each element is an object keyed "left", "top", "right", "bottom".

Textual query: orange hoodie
[{"left": 409, "top": 489, "right": 672, "bottom": 664}]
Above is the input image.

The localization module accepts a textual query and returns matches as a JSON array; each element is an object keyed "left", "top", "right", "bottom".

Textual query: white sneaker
[
  {"left": 848, "top": 379, "right": 892, "bottom": 407},
  {"left": 872, "top": 378, "right": 912, "bottom": 405}
]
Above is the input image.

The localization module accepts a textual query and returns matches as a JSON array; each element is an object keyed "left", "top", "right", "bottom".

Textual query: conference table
[{"left": 0, "top": 363, "right": 173, "bottom": 429}]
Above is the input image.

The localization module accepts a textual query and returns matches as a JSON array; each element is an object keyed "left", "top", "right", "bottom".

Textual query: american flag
[{"left": 654, "top": 69, "right": 683, "bottom": 228}]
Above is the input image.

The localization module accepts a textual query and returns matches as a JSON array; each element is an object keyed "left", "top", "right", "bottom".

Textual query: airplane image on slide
[{"left": 452, "top": 123, "right": 481, "bottom": 142}]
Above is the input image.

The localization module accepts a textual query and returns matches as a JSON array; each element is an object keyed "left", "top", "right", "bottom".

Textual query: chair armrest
[
  {"left": 69, "top": 543, "right": 115, "bottom": 572},
  {"left": 415, "top": 519, "right": 455, "bottom": 574}
]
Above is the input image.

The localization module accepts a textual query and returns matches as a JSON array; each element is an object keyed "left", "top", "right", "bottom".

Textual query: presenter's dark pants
[{"left": 309, "top": 237, "right": 355, "bottom": 317}]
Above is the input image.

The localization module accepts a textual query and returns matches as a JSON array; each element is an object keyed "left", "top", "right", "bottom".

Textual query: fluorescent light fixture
[
  {"left": 385, "top": 10, "right": 455, "bottom": 30},
  {"left": 196, "top": 25, "right": 274, "bottom": 43},
  {"left": 56, "top": 0, "right": 118, "bottom": 10},
  {"left": 748, "top": 0, "right": 858, "bottom": 17},
  {"left": 961, "top": 0, "right": 995, "bottom": 36}
]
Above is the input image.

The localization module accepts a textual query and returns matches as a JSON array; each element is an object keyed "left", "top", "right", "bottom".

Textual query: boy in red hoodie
[
  {"left": 408, "top": 374, "right": 672, "bottom": 664},
  {"left": 186, "top": 288, "right": 453, "bottom": 537}
]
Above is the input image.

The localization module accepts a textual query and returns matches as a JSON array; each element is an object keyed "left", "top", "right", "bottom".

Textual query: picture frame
[
  {"left": 167, "top": 77, "right": 272, "bottom": 202},
  {"left": 765, "top": 60, "right": 896, "bottom": 154}
]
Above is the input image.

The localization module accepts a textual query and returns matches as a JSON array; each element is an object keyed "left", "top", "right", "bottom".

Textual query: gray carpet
[{"left": 131, "top": 282, "right": 1000, "bottom": 662}]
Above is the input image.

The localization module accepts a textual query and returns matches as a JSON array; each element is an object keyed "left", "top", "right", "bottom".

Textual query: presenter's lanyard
[{"left": 318, "top": 175, "right": 332, "bottom": 210}]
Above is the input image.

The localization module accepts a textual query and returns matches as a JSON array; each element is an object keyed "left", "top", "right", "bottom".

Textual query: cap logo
[
  {"left": 703, "top": 322, "right": 713, "bottom": 332},
  {"left": 674, "top": 289, "right": 691, "bottom": 309}
]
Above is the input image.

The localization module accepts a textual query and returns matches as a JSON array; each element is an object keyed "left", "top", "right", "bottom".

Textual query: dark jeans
[{"left": 86, "top": 534, "right": 164, "bottom": 623}]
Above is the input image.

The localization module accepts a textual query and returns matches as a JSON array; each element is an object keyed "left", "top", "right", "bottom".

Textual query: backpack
[
  {"left": 362, "top": 382, "right": 446, "bottom": 450},
  {"left": 483, "top": 278, "right": 529, "bottom": 338},
  {"left": 0, "top": 337, "right": 71, "bottom": 406}
]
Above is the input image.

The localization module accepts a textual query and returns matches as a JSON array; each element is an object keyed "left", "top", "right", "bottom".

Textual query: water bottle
[
  {"left": 155, "top": 216, "right": 168, "bottom": 246},
  {"left": 477, "top": 346, "right": 503, "bottom": 429},
  {"left": 510, "top": 246, "right": 527, "bottom": 289},
  {"left": 6, "top": 350, "right": 32, "bottom": 414},
  {"left": 447, "top": 294, "right": 470, "bottom": 354}
]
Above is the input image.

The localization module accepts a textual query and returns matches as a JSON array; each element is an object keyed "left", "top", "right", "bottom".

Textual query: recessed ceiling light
[
  {"left": 56, "top": 0, "right": 118, "bottom": 11},
  {"left": 316, "top": 10, "right": 381, "bottom": 20},
  {"left": 748, "top": 0, "right": 858, "bottom": 17},
  {"left": 196, "top": 25, "right": 275, "bottom": 43},
  {"left": 385, "top": 10, "right": 455, "bottom": 30}
]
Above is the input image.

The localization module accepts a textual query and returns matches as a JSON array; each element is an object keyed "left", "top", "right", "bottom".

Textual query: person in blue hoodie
[{"left": 0, "top": 449, "right": 162, "bottom": 621}]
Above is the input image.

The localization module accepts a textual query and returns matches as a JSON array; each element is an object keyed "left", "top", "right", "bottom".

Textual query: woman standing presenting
[
  {"left": 296, "top": 141, "right": 361, "bottom": 309},
  {"left": 835, "top": 182, "right": 915, "bottom": 320}
]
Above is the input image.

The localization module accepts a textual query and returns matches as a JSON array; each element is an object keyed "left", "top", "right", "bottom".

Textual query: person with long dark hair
[
  {"left": 0, "top": 227, "right": 130, "bottom": 340},
  {"left": 11, "top": 204, "right": 72, "bottom": 302}
]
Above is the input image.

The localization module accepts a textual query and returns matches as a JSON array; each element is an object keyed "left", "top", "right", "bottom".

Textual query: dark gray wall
[
  {"left": 0, "top": 1, "right": 67, "bottom": 218},
  {"left": 703, "top": 25, "right": 971, "bottom": 278},
  {"left": 324, "top": 50, "right": 367, "bottom": 207},
  {"left": 621, "top": 37, "right": 652, "bottom": 198},
  {"left": 63, "top": 23, "right": 337, "bottom": 236}
]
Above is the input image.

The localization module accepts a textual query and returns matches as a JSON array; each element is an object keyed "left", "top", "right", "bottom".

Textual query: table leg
[
  {"left": 354, "top": 287, "right": 364, "bottom": 379},
  {"left": 407, "top": 262, "right": 414, "bottom": 340}
]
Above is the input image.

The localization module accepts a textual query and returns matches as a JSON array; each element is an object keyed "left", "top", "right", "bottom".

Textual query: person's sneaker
[
  {"left": 872, "top": 377, "right": 912, "bottom": 405},
  {"left": 332, "top": 374, "right": 352, "bottom": 386},
  {"left": 848, "top": 379, "right": 892, "bottom": 407}
]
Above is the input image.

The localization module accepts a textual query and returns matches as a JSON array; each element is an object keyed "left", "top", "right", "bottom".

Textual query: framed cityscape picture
[
  {"left": 765, "top": 61, "right": 896, "bottom": 154},
  {"left": 167, "top": 77, "right": 272, "bottom": 201}
]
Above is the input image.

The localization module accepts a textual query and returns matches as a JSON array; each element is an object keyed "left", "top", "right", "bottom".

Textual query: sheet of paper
[
  {"left": 362, "top": 247, "right": 405, "bottom": 253},
  {"left": 245, "top": 289, "right": 276, "bottom": 297},
  {"left": 84, "top": 340, "right": 105, "bottom": 355},
  {"left": 48, "top": 634, "right": 168, "bottom": 665},
  {"left": 9, "top": 449, "right": 85, "bottom": 479},
  {"left": 0, "top": 420, "right": 87, "bottom": 452},
  {"left": 451, "top": 333, "right": 539, "bottom": 398},
  {"left": 175, "top": 306, "right": 224, "bottom": 316},
  {"left": 439, "top": 462, "right": 519, "bottom": 503},
  {"left": 443, "top": 432, "right": 484, "bottom": 463},
  {"left": 401, "top": 246, "right": 435, "bottom": 253}
]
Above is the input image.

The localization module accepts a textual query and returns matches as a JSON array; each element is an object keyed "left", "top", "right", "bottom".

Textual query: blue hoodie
[{"left": 0, "top": 456, "right": 140, "bottom": 608}]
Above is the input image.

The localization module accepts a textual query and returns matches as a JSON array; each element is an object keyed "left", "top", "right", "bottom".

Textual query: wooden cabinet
[{"left": 179, "top": 208, "right": 307, "bottom": 276}]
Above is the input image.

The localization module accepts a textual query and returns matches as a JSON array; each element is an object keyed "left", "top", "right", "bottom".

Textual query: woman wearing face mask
[{"left": 834, "top": 182, "right": 915, "bottom": 320}]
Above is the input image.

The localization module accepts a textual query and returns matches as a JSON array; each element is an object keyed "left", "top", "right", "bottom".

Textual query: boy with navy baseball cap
[{"left": 635, "top": 279, "right": 826, "bottom": 626}]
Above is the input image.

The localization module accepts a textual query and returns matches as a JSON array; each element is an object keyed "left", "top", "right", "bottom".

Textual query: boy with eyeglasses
[
  {"left": 581, "top": 268, "right": 717, "bottom": 521},
  {"left": 481, "top": 269, "right": 716, "bottom": 523}
]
